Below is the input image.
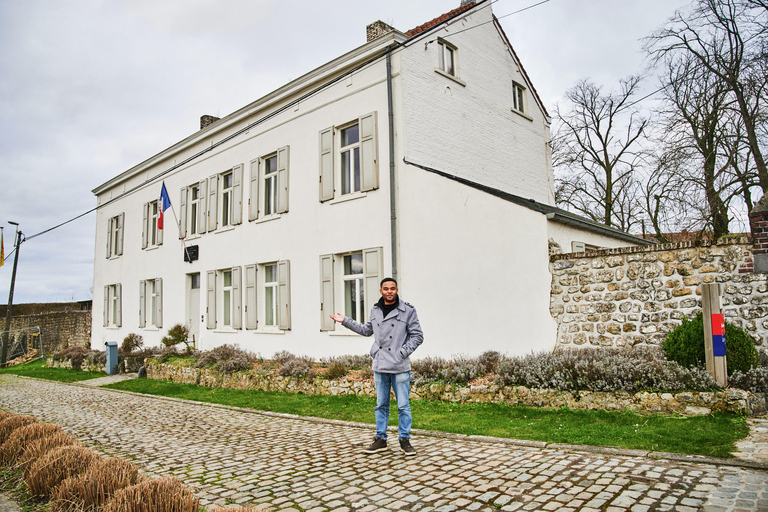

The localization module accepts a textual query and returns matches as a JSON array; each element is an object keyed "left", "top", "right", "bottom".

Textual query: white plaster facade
[{"left": 91, "top": 0, "right": 646, "bottom": 359}]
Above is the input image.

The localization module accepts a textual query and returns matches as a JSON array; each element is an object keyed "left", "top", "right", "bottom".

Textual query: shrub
[
  {"left": 193, "top": 344, "right": 258, "bottom": 373},
  {"left": 0, "top": 422, "right": 62, "bottom": 466},
  {"left": 411, "top": 356, "right": 449, "bottom": 383},
  {"left": 85, "top": 350, "right": 106, "bottom": 367},
  {"left": 26, "top": 445, "right": 102, "bottom": 497},
  {"left": 17, "top": 432, "right": 80, "bottom": 476},
  {"left": 272, "top": 350, "right": 295, "bottom": 365},
  {"left": 101, "top": 477, "right": 200, "bottom": 512},
  {"left": 278, "top": 357, "right": 316, "bottom": 380},
  {"left": 663, "top": 312, "right": 759, "bottom": 375},
  {"left": 0, "top": 414, "right": 38, "bottom": 445},
  {"left": 161, "top": 324, "right": 192, "bottom": 351},
  {"left": 478, "top": 350, "right": 504, "bottom": 374},
  {"left": 445, "top": 355, "right": 482, "bottom": 384},
  {"left": 319, "top": 354, "right": 372, "bottom": 369},
  {"left": 729, "top": 367, "right": 768, "bottom": 393},
  {"left": 494, "top": 347, "right": 720, "bottom": 393},
  {"left": 51, "top": 457, "right": 144, "bottom": 512},
  {"left": 121, "top": 333, "right": 144, "bottom": 354},
  {"left": 54, "top": 346, "right": 89, "bottom": 370},
  {"left": 325, "top": 362, "right": 348, "bottom": 380}
]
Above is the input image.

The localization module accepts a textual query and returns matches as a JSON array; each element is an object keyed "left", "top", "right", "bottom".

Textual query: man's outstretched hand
[{"left": 330, "top": 313, "right": 345, "bottom": 323}]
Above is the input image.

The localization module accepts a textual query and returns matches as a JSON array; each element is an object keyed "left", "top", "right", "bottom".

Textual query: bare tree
[
  {"left": 647, "top": 0, "right": 768, "bottom": 194},
  {"left": 553, "top": 77, "right": 648, "bottom": 231}
]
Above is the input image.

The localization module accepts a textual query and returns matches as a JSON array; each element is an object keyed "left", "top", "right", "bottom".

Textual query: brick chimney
[
  {"left": 366, "top": 21, "right": 394, "bottom": 42},
  {"left": 749, "top": 193, "right": 768, "bottom": 273},
  {"left": 200, "top": 115, "right": 220, "bottom": 130}
]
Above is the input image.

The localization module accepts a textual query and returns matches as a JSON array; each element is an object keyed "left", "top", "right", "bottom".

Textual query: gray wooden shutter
[
  {"left": 363, "top": 247, "right": 383, "bottom": 322},
  {"left": 208, "top": 175, "right": 218, "bottom": 232},
  {"left": 232, "top": 266, "right": 242, "bottom": 329},
  {"left": 179, "top": 187, "right": 187, "bottom": 239},
  {"left": 198, "top": 179, "right": 207, "bottom": 234},
  {"left": 244, "top": 264, "right": 257, "bottom": 329},
  {"left": 103, "top": 286, "right": 109, "bottom": 327},
  {"left": 106, "top": 217, "right": 113, "bottom": 258},
  {"left": 319, "top": 127, "right": 334, "bottom": 202},
  {"left": 115, "top": 213, "right": 124, "bottom": 256},
  {"left": 142, "top": 203, "right": 149, "bottom": 249},
  {"left": 232, "top": 164, "right": 243, "bottom": 225},
  {"left": 320, "top": 254, "right": 335, "bottom": 331},
  {"left": 206, "top": 270, "right": 216, "bottom": 329},
  {"left": 278, "top": 260, "right": 291, "bottom": 330},
  {"left": 139, "top": 280, "right": 146, "bottom": 328},
  {"left": 359, "top": 112, "right": 379, "bottom": 192},
  {"left": 155, "top": 278, "right": 163, "bottom": 329},
  {"left": 277, "top": 146, "right": 289, "bottom": 213},
  {"left": 249, "top": 158, "right": 260, "bottom": 221},
  {"left": 115, "top": 283, "right": 122, "bottom": 327}
]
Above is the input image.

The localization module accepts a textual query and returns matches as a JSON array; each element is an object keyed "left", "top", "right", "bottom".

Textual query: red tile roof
[{"left": 405, "top": 2, "right": 476, "bottom": 37}]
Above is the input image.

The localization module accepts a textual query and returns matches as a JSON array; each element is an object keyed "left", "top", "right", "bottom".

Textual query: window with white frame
[
  {"left": 179, "top": 181, "right": 207, "bottom": 239},
  {"left": 249, "top": 147, "right": 289, "bottom": 220},
  {"left": 102, "top": 284, "right": 122, "bottom": 327},
  {"left": 319, "top": 247, "right": 383, "bottom": 331},
  {"left": 512, "top": 81, "right": 526, "bottom": 115},
  {"left": 437, "top": 39, "right": 456, "bottom": 76},
  {"left": 139, "top": 278, "right": 162, "bottom": 328},
  {"left": 142, "top": 200, "right": 163, "bottom": 249},
  {"left": 106, "top": 213, "right": 124, "bottom": 258},
  {"left": 319, "top": 114, "right": 378, "bottom": 202},
  {"left": 206, "top": 267, "right": 241, "bottom": 330},
  {"left": 243, "top": 261, "right": 291, "bottom": 331},
  {"left": 207, "top": 165, "right": 242, "bottom": 231}
]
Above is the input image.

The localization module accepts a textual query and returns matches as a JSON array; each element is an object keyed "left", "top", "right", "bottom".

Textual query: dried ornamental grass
[
  {"left": 0, "top": 422, "right": 62, "bottom": 465},
  {"left": 101, "top": 477, "right": 200, "bottom": 512},
  {"left": 16, "top": 432, "right": 80, "bottom": 476},
  {"left": 26, "top": 445, "right": 102, "bottom": 497},
  {"left": 52, "top": 457, "right": 144, "bottom": 512},
  {"left": 0, "top": 414, "right": 38, "bottom": 445}
]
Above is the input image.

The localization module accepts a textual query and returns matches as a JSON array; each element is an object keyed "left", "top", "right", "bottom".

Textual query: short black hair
[{"left": 380, "top": 277, "right": 397, "bottom": 287}]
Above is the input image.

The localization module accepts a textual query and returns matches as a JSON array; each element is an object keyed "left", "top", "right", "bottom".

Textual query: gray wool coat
[{"left": 341, "top": 300, "right": 424, "bottom": 373}]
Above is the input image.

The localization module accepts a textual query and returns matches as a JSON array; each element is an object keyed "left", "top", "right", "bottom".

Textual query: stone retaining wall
[
  {"left": 147, "top": 362, "right": 767, "bottom": 416},
  {"left": 5, "top": 310, "right": 91, "bottom": 355},
  {"left": 549, "top": 237, "right": 768, "bottom": 353}
]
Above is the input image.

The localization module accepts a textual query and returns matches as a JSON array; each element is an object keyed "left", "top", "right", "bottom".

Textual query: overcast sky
[{"left": 0, "top": 0, "right": 691, "bottom": 305}]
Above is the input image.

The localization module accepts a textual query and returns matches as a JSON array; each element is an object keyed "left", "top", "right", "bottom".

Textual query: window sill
[
  {"left": 184, "top": 234, "right": 202, "bottom": 242},
  {"left": 434, "top": 68, "right": 466, "bottom": 87},
  {"left": 329, "top": 192, "right": 368, "bottom": 205},
  {"left": 107, "top": 255, "right": 121, "bottom": 261},
  {"left": 329, "top": 329, "right": 363, "bottom": 337},
  {"left": 144, "top": 245, "right": 160, "bottom": 252},
  {"left": 251, "top": 328, "right": 286, "bottom": 335},
  {"left": 252, "top": 214, "right": 282, "bottom": 225},
  {"left": 213, "top": 328, "right": 239, "bottom": 333},
  {"left": 511, "top": 108, "right": 534, "bottom": 122},
  {"left": 215, "top": 226, "right": 236, "bottom": 235},
  {"left": 106, "top": 326, "right": 120, "bottom": 330},
  {"left": 142, "top": 327, "right": 160, "bottom": 331}
]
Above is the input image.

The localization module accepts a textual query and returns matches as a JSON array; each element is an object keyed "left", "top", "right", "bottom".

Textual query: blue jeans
[{"left": 373, "top": 371, "right": 412, "bottom": 440}]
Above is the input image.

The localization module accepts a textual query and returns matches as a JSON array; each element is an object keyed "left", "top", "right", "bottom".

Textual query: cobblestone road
[{"left": 0, "top": 375, "right": 766, "bottom": 512}]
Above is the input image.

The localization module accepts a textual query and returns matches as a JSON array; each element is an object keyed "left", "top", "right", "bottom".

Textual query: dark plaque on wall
[{"left": 183, "top": 245, "right": 199, "bottom": 262}]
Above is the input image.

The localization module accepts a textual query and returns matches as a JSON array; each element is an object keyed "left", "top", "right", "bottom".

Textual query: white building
[{"left": 91, "top": 0, "right": 647, "bottom": 359}]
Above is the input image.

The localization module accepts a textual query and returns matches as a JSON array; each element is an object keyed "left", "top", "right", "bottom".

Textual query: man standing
[{"left": 330, "top": 278, "right": 423, "bottom": 456}]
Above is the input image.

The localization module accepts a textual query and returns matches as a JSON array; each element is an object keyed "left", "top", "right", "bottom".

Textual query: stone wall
[
  {"left": 147, "top": 362, "right": 766, "bottom": 416},
  {"left": 5, "top": 310, "right": 92, "bottom": 355},
  {"left": 549, "top": 237, "right": 767, "bottom": 354}
]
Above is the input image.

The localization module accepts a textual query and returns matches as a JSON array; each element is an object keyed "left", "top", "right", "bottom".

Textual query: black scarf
[{"left": 377, "top": 295, "right": 399, "bottom": 318}]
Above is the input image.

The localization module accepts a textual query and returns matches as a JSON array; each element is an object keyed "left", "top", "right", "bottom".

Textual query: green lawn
[
  {"left": 0, "top": 358, "right": 105, "bottom": 382},
  {"left": 103, "top": 378, "right": 749, "bottom": 458}
]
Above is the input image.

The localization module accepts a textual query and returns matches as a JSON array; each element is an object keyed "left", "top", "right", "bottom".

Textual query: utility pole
[{"left": 1, "top": 223, "right": 22, "bottom": 367}]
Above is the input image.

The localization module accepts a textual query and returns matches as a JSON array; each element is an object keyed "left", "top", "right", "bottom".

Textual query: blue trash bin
[{"left": 105, "top": 341, "right": 118, "bottom": 375}]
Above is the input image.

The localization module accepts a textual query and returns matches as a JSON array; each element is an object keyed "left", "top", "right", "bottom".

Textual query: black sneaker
[
  {"left": 399, "top": 438, "right": 416, "bottom": 456},
  {"left": 364, "top": 437, "right": 388, "bottom": 454}
]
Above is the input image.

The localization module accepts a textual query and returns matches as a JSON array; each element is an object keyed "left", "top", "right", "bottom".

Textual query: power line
[{"left": 22, "top": 0, "right": 556, "bottom": 242}]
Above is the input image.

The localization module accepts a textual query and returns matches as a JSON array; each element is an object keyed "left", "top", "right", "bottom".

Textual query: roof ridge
[{"left": 405, "top": 2, "right": 477, "bottom": 38}]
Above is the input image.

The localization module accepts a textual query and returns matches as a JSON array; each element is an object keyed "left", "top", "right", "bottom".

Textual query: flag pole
[{"left": 167, "top": 203, "right": 192, "bottom": 263}]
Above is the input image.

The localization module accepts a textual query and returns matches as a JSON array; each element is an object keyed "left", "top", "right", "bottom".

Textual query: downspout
[{"left": 386, "top": 47, "right": 398, "bottom": 281}]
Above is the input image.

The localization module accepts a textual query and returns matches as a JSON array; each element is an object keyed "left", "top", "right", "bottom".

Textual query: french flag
[{"left": 158, "top": 182, "right": 171, "bottom": 230}]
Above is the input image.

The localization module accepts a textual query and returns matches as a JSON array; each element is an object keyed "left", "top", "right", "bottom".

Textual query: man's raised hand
[{"left": 330, "top": 313, "right": 345, "bottom": 323}]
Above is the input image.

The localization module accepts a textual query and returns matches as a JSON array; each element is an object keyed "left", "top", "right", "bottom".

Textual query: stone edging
[{"left": 10, "top": 374, "right": 761, "bottom": 471}]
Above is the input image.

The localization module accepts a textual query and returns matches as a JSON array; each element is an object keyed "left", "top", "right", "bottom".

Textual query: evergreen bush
[{"left": 663, "top": 312, "right": 759, "bottom": 376}]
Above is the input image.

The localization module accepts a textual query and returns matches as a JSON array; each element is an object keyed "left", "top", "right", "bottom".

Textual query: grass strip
[
  {"left": 104, "top": 378, "right": 748, "bottom": 458},
  {"left": 0, "top": 359, "right": 105, "bottom": 382}
]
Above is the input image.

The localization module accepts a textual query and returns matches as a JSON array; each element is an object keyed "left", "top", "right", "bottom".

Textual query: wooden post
[{"left": 702, "top": 283, "right": 728, "bottom": 386}]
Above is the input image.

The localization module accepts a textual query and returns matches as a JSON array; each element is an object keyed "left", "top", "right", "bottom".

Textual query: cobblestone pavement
[
  {"left": 0, "top": 494, "right": 20, "bottom": 512},
  {"left": 0, "top": 375, "right": 766, "bottom": 512}
]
